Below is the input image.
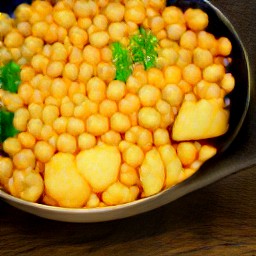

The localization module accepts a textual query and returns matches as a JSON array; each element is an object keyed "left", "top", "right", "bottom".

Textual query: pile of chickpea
[{"left": 0, "top": 0, "right": 235, "bottom": 208}]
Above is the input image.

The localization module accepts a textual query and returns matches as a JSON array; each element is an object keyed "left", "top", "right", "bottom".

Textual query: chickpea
[
  {"left": 42, "top": 105, "right": 59, "bottom": 125},
  {"left": 138, "top": 107, "right": 161, "bottom": 130},
  {"left": 46, "top": 61, "right": 64, "bottom": 78},
  {"left": 53, "top": 117, "right": 68, "bottom": 134},
  {"left": 118, "top": 94, "right": 141, "bottom": 114},
  {"left": 176, "top": 48, "right": 193, "bottom": 68},
  {"left": 41, "top": 124, "right": 55, "bottom": 141},
  {"left": 203, "top": 64, "right": 225, "bottom": 83},
  {"left": 166, "top": 23, "right": 186, "bottom": 41},
  {"left": 32, "top": 21, "right": 49, "bottom": 38},
  {"left": 198, "top": 31, "right": 217, "bottom": 51},
  {"left": 97, "top": 62, "right": 116, "bottom": 82},
  {"left": 69, "top": 46, "right": 83, "bottom": 64},
  {"left": 3, "top": 138, "right": 22, "bottom": 156},
  {"left": 218, "top": 37, "right": 232, "bottom": 56},
  {"left": 148, "top": 16, "right": 165, "bottom": 32},
  {"left": 63, "top": 63, "right": 79, "bottom": 81},
  {"left": 162, "top": 6, "right": 185, "bottom": 24},
  {"left": 51, "top": 78, "right": 68, "bottom": 99},
  {"left": 57, "top": 133, "right": 77, "bottom": 153},
  {"left": 27, "top": 118, "right": 43, "bottom": 138},
  {"left": 4, "top": 30, "right": 24, "bottom": 48},
  {"left": 34, "top": 141, "right": 55, "bottom": 163},
  {"left": 110, "top": 112, "right": 131, "bottom": 133},
  {"left": 104, "top": 2, "right": 125, "bottom": 22},
  {"left": 180, "top": 30, "right": 197, "bottom": 50},
  {"left": 87, "top": 77, "right": 106, "bottom": 103},
  {"left": 107, "top": 80, "right": 126, "bottom": 101},
  {"left": 125, "top": 4, "right": 146, "bottom": 24},
  {"left": 164, "top": 65, "right": 182, "bottom": 84},
  {"left": 126, "top": 75, "right": 143, "bottom": 94},
  {"left": 178, "top": 80, "right": 192, "bottom": 93},
  {"left": 101, "top": 130, "right": 122, "bottom": 146},
  {"left": 182, "top": 64, "right": 202, "bottom": 85},
  {"left": 147, "top": 67, "right": 165, "bottom": 89},
  {"left": 78, "top": 133, "right": 96, "bottom": 150},
  {"left": 158, "top": 48, "right": 179, "bottom": 67},
  {"left": 13, "top": 108, "right": 30, "bottom": 131},
  {"left": 138, "top": 84, "right": 161, "bottom": 107},
  {"left": 193, "top": 48, "right": 213, "bottom": 69},
  {"left": 162, "top": 84, "right": 184, "bottom": 107},
  {"left": 18, "top": 132, "right": 36, "bottom": 149},
  {"left": 185, "top": 8, "right": 209, "bottom": 31},
  {"left": 51, "top": 42, "right": 68, "bottom": 61},
  {"left": 60, "top": 101, "right": 74, "bottom": 117},
  {"left": 73, "top": 0, "right": 98, "bottom": 18},
  {"left": 137, "top": 128, "right": 153, "bottom": 152},
  {"left": 153, "top": 128, "right": 171, "bottom": 146},
  {"left": 221, "top": 73, "right": 235, "bottom": 93},
  {"left": 101, "top": 46, "right": 112, "bottom": 62},
  {"left": 31, "top": 54, "right": 49, "bottom": 74},
  {"left": 2, "top": 93, "right": 24, "bottom": 112},
  {"left": 89, "top": 31, "right": 109, "bottom": 48},
  {"left": 20, "top": 66, "right": 35, "bottom": 82},
  {"left": 0, "top": 157, "right": 13, "bottom": 184},
  {"left": 199, "top": 145, "right": 217, "bottom": 162},
  {"left": 82, "top": 46, "right": 101, "bottom": 66},
  {"left": 108, "top": 22, "right": 127, "bottom": 42},
  {"left": 69, "top": 26, "right": 88, "bottom": 49},
  {"left": 177, "top": 142, "right": 197, "bottom": 166},
  {"left": 53, "top": 9, "right": 76, "bottom": 29},
  {"left": 13, "top": 149, "right": 36, "bottom": 170},
  {"left": 120, "top": 163, "right": 139, "bottom": 187},
  {"left": 86, "top": 114, "right": 109, "bottom": 136},
  {"left": 156, "top": 99, "right": 171, "bottom": 115},
  {"left": 66, "top": 117, "right": 85, "bottom": 136},
  {"left": 78, "top": 62, "right": 94, "bottom": 83},
  {"left": 93, "top": 14, "right": 108, "bottom": 30},
  {"left": 123, "top": 144, "right": 144, "bottom": 168}
]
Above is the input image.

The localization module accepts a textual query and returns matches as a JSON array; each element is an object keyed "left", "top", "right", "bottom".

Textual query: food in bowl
[{"left": 0, "top": 0, "right": 235, "bottom": 208}]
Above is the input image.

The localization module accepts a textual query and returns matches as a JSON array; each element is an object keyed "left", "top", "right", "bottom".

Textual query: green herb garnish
[
  {"left": 0, "top": 109, "right": 19, "bottom": 142},
  {"left": 112, "top": 42, "right": 133, "bottom": 82},
  {"left": 0, "top": 61, "right": 21, "bottom": 93},
  {"left": 129, "top": 27, "right": 158, "bottom": 70}
]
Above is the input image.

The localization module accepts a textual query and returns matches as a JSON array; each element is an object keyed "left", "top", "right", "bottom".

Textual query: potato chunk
[
  {"left": 76, "top": 144, "right": 121, "bottom": 192},
  {"left": 139, "top": 148, "right": 165, "bottom": 197},
  {"left": 158, "top": 145, "right": 184, "bottom": 188},
  {"left": 172, "top": 99, "right": 229, "bottom": 141},
  {"left": 45, "top": 153, "right": 91, "bottom": 208}
]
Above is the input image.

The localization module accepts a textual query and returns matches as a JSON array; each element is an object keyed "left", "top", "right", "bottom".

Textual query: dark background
[{"left": 1, "top": 0, "right": 256, "bottom": 255}]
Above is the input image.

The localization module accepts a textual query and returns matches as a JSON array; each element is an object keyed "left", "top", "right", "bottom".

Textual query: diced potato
[
  {"left": 172, "top": 99, "right": 229, "bottom": 141},
  {"left": 139, "top": 148, "right": 165, "bottom": 197},
  {"left": 198, "top": 145, "right": 217, "bottom": 162},
  {"left": 76, "top": 144, "right": 121, "bottom": 192},
  {"left": 45, "top": 153, "right": 91, "bottom": 208},
  {"left": 102, "top": 182, "right": 139, "bottom": 206},
  {"left": 158, "top": 144, "right": 183, "bottom": 188}
]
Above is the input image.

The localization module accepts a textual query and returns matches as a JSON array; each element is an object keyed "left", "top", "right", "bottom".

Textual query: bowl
[{"left": 0, "top": 0, "right": 251, "bottom": 222}]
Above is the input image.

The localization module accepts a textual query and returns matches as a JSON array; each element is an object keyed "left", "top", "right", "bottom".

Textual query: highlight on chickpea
[{"left": 0, "top": 0, "right": 234, "bottom": 208}]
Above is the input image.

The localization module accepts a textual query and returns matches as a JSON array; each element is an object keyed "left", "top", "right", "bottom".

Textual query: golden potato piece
[
  {"left": 139, "top": 148, "right": 165, "bottom": 197},
  {"left": 45, "top": 153, "right": 91, "bottom": 208},
  {"left": 158, "top": 145, "right": 184, "bottom": 188},
  {"left": 76, "top": 144, "right": 121, "bottom": 192},
  {"left": 172, "top": 99, "right": 229, "bottom": 141},
  {"left": 102, "top": 182, "right": 140, "bottom": 206}
]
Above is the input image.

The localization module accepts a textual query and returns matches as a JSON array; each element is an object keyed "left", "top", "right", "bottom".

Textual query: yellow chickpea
[
  {"left": 153, "top": 128, "right": 171, "bottom": 146},
  {"left": 162, "top": 6, "right": 185, "bottom": 24},
  {"left": 158, "top": 48, "right": 179, "bottom": 67},
  {"left": 34, "top": 141, "right": 55, "bottom": 163},
  {"left": 108, "top": 22, "right": 127, "bottom": 42},
  {"left": 63, "top": 63, "right": 79, "bottom": 81},
  {"left": 110, "top": 112, "right": 131, "bottom": 133},
  {"left": 177, "top": 142, "right": 198, "bottom": 166},
  {"left": 198, "top": 145, "right": 217, "bottom": 162},
  {"left": 13, "top": 108, "right": 30, "bottom": 131},
  {"left": 31, "top": 21, "right": 49, "bottom": 39},
  {"left": 53, "top": 9, "right": 76, "bottom": 29},
  {"left": 78, "top": 133, "right": 96, "bottom": 150},
  {"left": 137, "top": 128, "right": 153, "bottom": 152},
  {"left": 87, "top": 77, "right": 106, "bottom": 103},
  {"left": 138, "top": 84, "right": 161, "bottom": 107},
  {"left": 164, "top": 65, "right": 182, "bottom": 84},
  {"left": 42, "top": 105, "right": 59, "bottom": 125},
  {"left": 118, "top": 94, "right": 141, "bottom": 115},
  {"left": 101, "top": 46, "right": 112, "bottom": 62},
  {"left": 123, "top": 144, "right": 144, "bottom": 168},
  {"left": 162, "top": 84, "right": 184, "bottom": 107},
  {"left": 18, "top": 132, "right": 36, "bottom": 149},
  {"left": 3, "top": 138, "right": 22, "bottom": 156},
  {"left": 72, "top": 93, "right": 86, "bottom": 106},
  {"left": 40, "top": 124, "right": 55, "bottom": 141},
  {"left": 93, "top": 14, "right": 108, "bottom": 30},
  {"left": 180, "top": 30, "right": 197, "bottom": 50},
  {"left": 46, "top": 61, "right": 64, "bottom": 78},
  {"left": 185, "top": 8, "right": 209, "bottom": 31},
  {"left": 178, "top": 80, "right": 192, "bottom": 93},
  {"left": 203, "top": 64, "right": 225, "bottom": 83},
  {"left": 73, "top": 0, "right": 97, "bottom": 18},
  {"left": 27, "top": 118, "right": 43, "bottom": 138},
  {"left": 2, "top": 93, "right": 24, "bottom": 112},
  {"left": 166, "top": 23, "right": 186, "bottom": 41},
  {"left": 51, "top": 78, "right": 68, "bottom": 99},
  {"left": 82, "top": 45, "right": 101, "bottom": 65},
  {"left": 182, "top": 64, "right": 202, "bottom": 85},
  {"left": 78, "top": 17, "right": 92, "bottom": 30},
  {"left": 221, "top": 73, "right": 235, "bottom": 93},
  {"left": 14, "top": 3, "right": 32, "bottom": 22},
  {"left": 60, "top": 101, "right": 75, "bottom": 117},
  {"left": 4, "top": 30, "right": 24, "bottom": 48},
  {"left": 69, "top": 46, "right": 83, "bottom": 64},
  {"left": 126, "top": 75, "right": 142, "bottom": 94},
  {"left": 99, "top": 99, "right": 117, "bottom": 117},
  {"left": 147, "top": 67, "right": 165, "bottom": 89},
  {"left": 53, "top": 117, "right": 68, "bottom": 134},
  {"left": 104, "top": 2, "right": 125, "bottom": 22},
  {"left": 31, "top": 54, "right": 49, "bottom": 74},
  {"left": 78, "top": 62, "right": 94, "bottom": 83},
  {"left": 198, "top": 31, "right": 217, "bottom": 51},
  {"left": 176, "top": 48, "right": 193, "bottom": 68},
  {"left": 138, "top": 107, "right": 161, "bottom": 130},
  {"left": 51, "top": 42, "right": 68, "bottom": 61},
  {"left": 217, "top": 37, "right": 232, "bottom": 56},
  {"left": 125, "top": 4, "right": 146, "bottom": 24},
  {"left": 97, "top": 62, "right": 116, "bottom": 82},
  {"left": 69, "top": 26, "right": 88, "bottom": 49},
  {"left": 101, "top": 130, "right": 122, "bottom": 146},
  {"left": 148, "top": 15, "right": 165, "bottom": 32},
  {"left": 89, "top": 31, "right": 110, "bottom": 48},
  {"left": 57, "top": 133, "right": 77, "bottom": 153},
  {"left": 66, "top": 117, "right": 85, "bottom": 136},
  {"left": 120, "top": 163, "right": 139, "bottom": 187},
  {"left": 107, "top": 80, "right": 126, "bottom": 101},
  {"left": 28, "top": 103, "right": 42, "bottom": 119},
  {"left": 193, "top": 47, "right": 213, "bottom": 69},
  {"left": 13, "top": 149, "right": 36, "bottom": 170},
  {"left": 0, "top": 157, "right": 13, "bottom": 185},
  {"left": 20, "top": 66, "right": 35, "bottom": 82},
  {"left": 86, "top": 114, "right": 109, "bottom": 136}
]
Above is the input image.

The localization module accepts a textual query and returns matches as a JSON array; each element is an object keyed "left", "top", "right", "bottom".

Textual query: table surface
[{"left": 1, "top": 1, "right": 256, "bottom": 255}]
